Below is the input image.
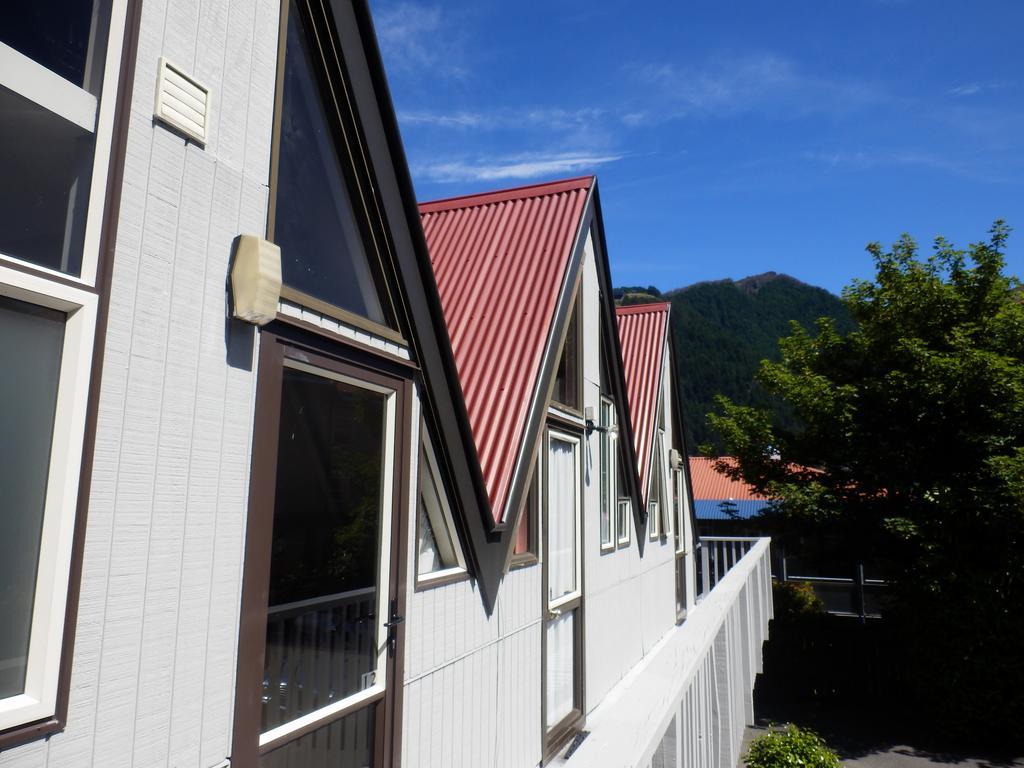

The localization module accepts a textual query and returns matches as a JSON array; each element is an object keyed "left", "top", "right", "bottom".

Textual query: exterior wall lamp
[
  {"left": 230, "top": 234, "right": 282, "bottom": 326},
  {"left": 584, "top": 405, "right": 619, "bottom": 436}
]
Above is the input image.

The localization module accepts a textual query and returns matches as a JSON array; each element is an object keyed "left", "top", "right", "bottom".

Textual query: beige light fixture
[{"left": 231, "top": 235, "right": 281, "bottom": 326}]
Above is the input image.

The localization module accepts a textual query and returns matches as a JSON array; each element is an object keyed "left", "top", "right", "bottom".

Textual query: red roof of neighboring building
[
  {"left": 616, "top": 302, "right": 671, "bottom": 500},
  {"left": 688, "top": 457, "right": 768, "bottom": 501},
  {"left": 420, "top": 177, "right": 593, "bottom": 523}
]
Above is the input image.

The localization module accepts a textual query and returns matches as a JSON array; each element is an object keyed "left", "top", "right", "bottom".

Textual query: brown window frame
[
  {"left": 510, "top": 459, "right": 541, "bottom": 569},
  {"left": 267, "top": 0, "right": 405, "bottom": 345},
  {"left": 540, "top": 424, "right": 586, "bottom": 762},
  {"left": 0, "top": 0, "right": 141, "bottom": 751},
  {"left": 549, "top": 295, "right": 583, "bottom": 416},
  {"left": 231, "top": 327, "right": 412, "bottom": 768},
  {"left": 413, "top": 422, "right": 471, "bottom": 591}
]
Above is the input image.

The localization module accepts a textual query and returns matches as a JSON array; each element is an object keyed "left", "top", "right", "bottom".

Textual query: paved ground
[{"left": 739, "top": 714, "right": 1024, "bottom": 768}]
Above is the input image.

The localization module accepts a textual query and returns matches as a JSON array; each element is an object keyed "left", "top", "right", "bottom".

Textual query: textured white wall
[
  {"left": 582, "top": 229, "right": 680, "bottom": 715},
  {"left": 0, "top": 0, "right": 278, "bottom": 765}
]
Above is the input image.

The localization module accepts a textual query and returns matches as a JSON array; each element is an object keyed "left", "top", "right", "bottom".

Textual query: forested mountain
[{"left": 615, "top": 273, "right": 855, "bottom": 453}]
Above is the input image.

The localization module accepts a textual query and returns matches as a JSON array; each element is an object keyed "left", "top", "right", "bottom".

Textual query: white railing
[
  {"left": 699, "top": 536, "right": 757, "bottom": 597},
  {"left": 567, "top": 537, "right": 772, "bottom": 768}
]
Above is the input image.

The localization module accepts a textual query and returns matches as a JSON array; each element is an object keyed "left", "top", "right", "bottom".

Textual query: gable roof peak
[
  {"left": 419, "top": 175, "right": 594, "bottom": 214},
  {"left": 616, "top": 301, "right": 671, "bottom": 316}
]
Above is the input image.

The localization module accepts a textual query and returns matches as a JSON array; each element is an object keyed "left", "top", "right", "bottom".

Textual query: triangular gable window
[
  {"left": 416, "top": 428, "right": 468, "bottom": 585},
  {"left": 271, "top": 3, "right": 394, "bottom": 329},
  {"left": 551, "top": 299, "right": 581, "bottom": 412}
]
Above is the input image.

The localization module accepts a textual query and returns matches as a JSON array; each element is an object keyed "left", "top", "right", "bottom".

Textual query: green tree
[{"left": 708, "top": 222, "right": 1024, "bottom": 745}]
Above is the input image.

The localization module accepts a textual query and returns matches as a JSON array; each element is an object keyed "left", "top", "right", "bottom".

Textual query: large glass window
[
  {"left": 262, "top": 366, "right": 390, "bottom": 733},
  {"left": 272, "top": 6, "right": 392, "bottom": 328},
  {"left": 1, "top": 2, "right": 112, "bottom": 96},
  {"left": 0, "top": 0, "right": 122, "bottom": 738},
  {"left": 0, "top": 297, "right": 65, "bottom": 700},
  {"left": 0, "top": 0, "right": 116, "bottom": 278}
]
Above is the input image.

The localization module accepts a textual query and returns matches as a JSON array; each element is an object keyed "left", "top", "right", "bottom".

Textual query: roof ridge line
[
  {"left": 615, "top": 301, "right": 671, "bottom": 314},
  {"left": 419, "top": 176, "right": 594, "bottom": 213}
]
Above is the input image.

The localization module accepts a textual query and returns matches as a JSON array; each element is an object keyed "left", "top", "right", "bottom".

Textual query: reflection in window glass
[
  {"left": 514, "top": 470, "right": 538, "bottom": 558},
  {"left": 263, "top": 367, "right": 387, "bottom": 732},
  {"left": 1, "top": 1, "right": 112, "bottom": 95},
  {"left": 261, "top": 704, "right": 374, "bottom": 768},
  {"left": 616, "top": 499, "right": 631, "bottom": 546},
  {"left": 0, "top": 297, "right": 65, "bottom": 699},
  {"left": 545, "top": 610, "right": 575, "bottom": 729},
  {"left": 416, "top": 440, "right": 463, "bottom": 577},
  {"left": 547, "top": 438, "right": 577, "bottom": 602},
  {"left": 0, "top": 85, "right": 95, "bottom": 275},
  {"left": 274, "top": 7, "right": 389, "bottom": 326}
]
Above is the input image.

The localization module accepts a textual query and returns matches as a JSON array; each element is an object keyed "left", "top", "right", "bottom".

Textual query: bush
[
  {"left": 772, "top": 580, "right": 826, "bottom": 619},
  {"left": 743, "top": 724, "right": 841, "bottom": 768}
]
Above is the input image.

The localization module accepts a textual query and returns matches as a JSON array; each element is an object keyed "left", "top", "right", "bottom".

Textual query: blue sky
[{"left": 370, "top": 0, "right": 1023, "bottom": 294}]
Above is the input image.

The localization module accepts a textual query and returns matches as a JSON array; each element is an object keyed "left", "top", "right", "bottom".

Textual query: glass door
[
  {"left": 543, "top": 430, "right": 583, "bottom": 755},
  {"left": 235, "top": 340, "right": 408, "bottom": 768}
]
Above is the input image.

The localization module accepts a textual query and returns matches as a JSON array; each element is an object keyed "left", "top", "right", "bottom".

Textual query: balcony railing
[
  {"left": 567, "top": 537, "right": 772, "bottom": 768},
  {"left": 261, "top": 586, "right": 378, "bottom": 730}
]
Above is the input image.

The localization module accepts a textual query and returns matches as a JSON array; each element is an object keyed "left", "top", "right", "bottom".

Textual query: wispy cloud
[
  {"left": 398, "top": 106, "right": 606, "bottom": 131},
  {"left": 624, "top": 53, "right": 884, "bottom": 123},
  {"left": 398, "top": 110, "right": 487, "bottom": 128},
  {"left": 412, "top": 151, "right": 622, "bottom": 183},
  {"left": 802, "top": 148, "right": 1020, "bottom": 183},
  {"left": 374, "top": 2, "right": 467, "bottom": 79},
  {"left": 948, "top": 81, "right": 1010, "bottom": 97}
]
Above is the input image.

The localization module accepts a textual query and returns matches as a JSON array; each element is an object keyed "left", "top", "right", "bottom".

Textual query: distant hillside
[{"left": 615, "top": 273, "right": 855, "bottom": 453}]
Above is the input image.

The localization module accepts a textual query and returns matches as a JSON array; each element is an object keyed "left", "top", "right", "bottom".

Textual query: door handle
[{"left": 385, "top": 599, "right": 403, "bottom": 656}]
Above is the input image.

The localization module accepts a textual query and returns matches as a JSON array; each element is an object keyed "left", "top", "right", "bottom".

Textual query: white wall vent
[{"left": 154, "top": 57, "right": 210, "bottom": 145}]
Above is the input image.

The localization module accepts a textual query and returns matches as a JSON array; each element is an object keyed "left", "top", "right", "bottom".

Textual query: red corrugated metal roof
[
  {"left": 616, "top": 302, "right": 671, "bottom": 500},
  {"left": 688, "top": 457, "right": 768, "bottom": 501},
  {"left": 420, "top": 176, "right": 593, "bottom": 523}
]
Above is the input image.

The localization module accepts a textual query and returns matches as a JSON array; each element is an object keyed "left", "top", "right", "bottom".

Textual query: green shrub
[
  {"left": 772, "top": 580, "right": 826, "bottom": 618},
  {"left": 743, "top": 724, "right": 841, "bottom": 768}
]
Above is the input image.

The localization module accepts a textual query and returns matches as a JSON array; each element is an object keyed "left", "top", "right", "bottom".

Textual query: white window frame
[
  {"left": 0, "top": 266, "right": 97, "bottom": 732},
  {"left": 659, "top": 431, "right": 672, "bottom": 538},
  {"left": 673, "top": 467, "right": 690, "bottom": 556},
  {"left": 415, "top": 429, "right": 468, "bottom": 586},
  {"left": 0, "top": 0, "right": 129, "bottom": 287},
  {"left": 546, "top": 430, "right": 582, "bottom": 612},
  {"left": 259, "top": 360, "right": 397, "bottom": 749},
  {"left": 0, "top": 0, "right": 128, "bottom": 733},
  {"left": 648, "top": 500, "right": 660, "bottom": 539},
  {"left": 616, "top": 499, "right": 631, "bottom": 546},
  {"left": 598, "top": 396, "right": 616, "bottom": 552}
]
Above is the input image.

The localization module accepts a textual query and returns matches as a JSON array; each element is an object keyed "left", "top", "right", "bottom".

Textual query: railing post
[
  {"left": 856, "top": 563, "right": 866, "bottom": 623},
  {"left": 701, "top": 543, "right": 711, "bottom": 596}
]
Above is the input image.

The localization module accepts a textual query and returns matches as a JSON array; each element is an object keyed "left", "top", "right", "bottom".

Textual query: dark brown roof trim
[{"left": 344, "top": 0, "right": 501, "bottom": 610}]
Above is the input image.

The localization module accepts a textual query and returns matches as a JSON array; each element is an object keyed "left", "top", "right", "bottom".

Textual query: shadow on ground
[{"left": 746, "top": 613, "right": 1023, "bottom": 768}]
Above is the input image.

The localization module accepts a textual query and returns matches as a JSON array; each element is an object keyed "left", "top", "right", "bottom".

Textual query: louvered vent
[{"left": 154, "top": 57, "right": 210, "bottom": 145}]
